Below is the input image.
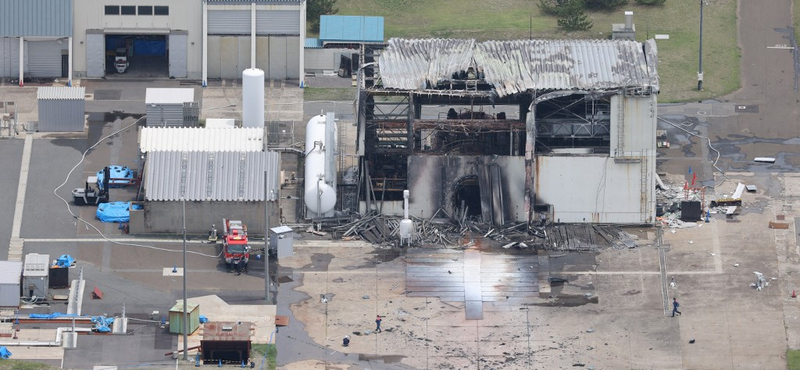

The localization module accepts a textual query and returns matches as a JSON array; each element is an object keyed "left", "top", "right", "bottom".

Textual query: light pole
[{"left": 697, "top": 0, "right": 704, "bottom": 90}]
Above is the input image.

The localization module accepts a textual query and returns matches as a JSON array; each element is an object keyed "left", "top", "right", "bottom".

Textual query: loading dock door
[
  {"left": 169, "top": 31, "right": 188, "bottom": 78},
  {"left": 86, "top": 31, "right": 105, "bottom": 78},
  {"left": 0, "top": 38, "right": 20, "bottom": 78},
  {"left": 27, "top": 41, "right": 62, "bottom": 78}
]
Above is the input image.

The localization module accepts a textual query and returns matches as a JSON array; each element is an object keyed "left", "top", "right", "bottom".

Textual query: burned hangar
[{"left": 353, "top": 38, "right": 659, "bottom": 226}]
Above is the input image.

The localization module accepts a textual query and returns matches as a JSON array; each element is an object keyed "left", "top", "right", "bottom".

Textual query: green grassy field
[
  {"left": 789, "top": 349, "right": 800, "bottom": 370},
  {"left": 323, "top": 0, "right": 739, "bottom": 102},
  {"left": 251, "top": 343, "right": 277, "bottom": 370},
  {"left": 0, "top": 360, "right": 60, "bottom": 370}
]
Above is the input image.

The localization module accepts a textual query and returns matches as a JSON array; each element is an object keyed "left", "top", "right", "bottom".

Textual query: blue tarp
[
  {"left": 55, "top": 254, "right": 75, "bottom": 268},
  {"left": 199, "top": 315, "right": 208, "bottom": 323},
  {"left": 29, "top": 312, "right": 79, "bottom": 319},
  {"left": 133, "top": 39, "right": 166, "bottom": 55},
  {"left": 0, "top": 346, "right": 10, "bottom": 359},
  {"left": 97, "top": 165, "right": 134, "bottom": 190},
  {"left": 92, "top": 316, "right": 114, "bottom": 332},
  {"left": 96, "top": 202, "right": 131, "bottom": 223}
]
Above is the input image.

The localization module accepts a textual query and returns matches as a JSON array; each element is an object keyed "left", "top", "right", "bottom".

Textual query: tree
[
  {"left": 556, "top": 0, "right": 594, "bottom": 31},
  {"left": 307, "top": 0, "right": 339, "bottom": 34}
]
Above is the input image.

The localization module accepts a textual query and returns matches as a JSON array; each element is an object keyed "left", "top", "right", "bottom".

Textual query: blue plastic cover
[
  {"left": 96, "top": 202, "right": 131, "bottom": 223},
  {"left": 55, "top": 254, "right": 75, "bottom": 268},
  {"left": 92, "top": 316, "right": 114, "bottom": 332},
  {"left": 29, "top": 312, "right": 79, "bottom": 319},
  {"left": 133, "top": 39, "right": 166, "bottom": 55},
  {"left": 0, "top": 346, "right": 10, "bottom": 358},
  {"left": 97, "top": 165, "right": 134, "bottom": 190},
  {"left": 199, "top": 315, "right": 208, "bottom": 323}
]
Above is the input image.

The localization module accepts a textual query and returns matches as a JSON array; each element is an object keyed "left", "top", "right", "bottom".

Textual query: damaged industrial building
[{"left": 347, "top": 38, "right": 659, "bottom": 229}]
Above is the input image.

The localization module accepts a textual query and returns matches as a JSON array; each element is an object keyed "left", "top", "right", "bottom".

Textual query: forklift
[{"left": 72, "top": 167, "right": 110, "bottom": 206}]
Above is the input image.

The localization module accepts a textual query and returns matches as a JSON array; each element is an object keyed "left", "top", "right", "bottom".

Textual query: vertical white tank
[
  {"left": 304, "top": 114, "right": 337, "bottom": 216},
  {"left": 242, "top": 68, "right": 264, "bottom": 128},
  {"left": 398, "top": 190, "right": 414, "bottom": 246}
]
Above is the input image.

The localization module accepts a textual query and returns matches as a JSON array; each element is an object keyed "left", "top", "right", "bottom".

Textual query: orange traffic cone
[{"left": 793, "top": 289, "right": 797, "bottom": 298}]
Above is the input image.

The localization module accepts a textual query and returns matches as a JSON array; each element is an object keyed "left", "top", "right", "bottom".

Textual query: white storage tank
[
  {"left": 304, "top": 113, "right": 337, "bottom": 217},
  {"left": 23, "top": 253, "right": 50, "bottom": 298},
  {"left": 242, "top": 68, "right": 265, "bottom": 128},
  {"left": 0, "top": 261, "right": 22, "bottom": 308}
]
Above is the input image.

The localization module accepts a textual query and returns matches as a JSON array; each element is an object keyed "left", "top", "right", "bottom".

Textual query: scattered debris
[
  {"left": 769, "top": 221, "right": 789, "bottom": 229},
  {"left": 586, "top": 328, "right": 594, "bottom": 333},
  {"left": 362, "top": 295, "right": 370, "bottom": 300},
  {"left": 752, "top": 272, "right": 768, "bottom": 291},
  {"left": 689, "top": 339, "right": 696, "bottom": 344},
  {"left": 746, "top": 185, "right": 757, "bottom": 192},
  {"left": 734, "top": 263, "right": 739, "bottom": 267}
]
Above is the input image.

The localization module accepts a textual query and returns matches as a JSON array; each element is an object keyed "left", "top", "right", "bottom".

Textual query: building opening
[
  {"left": 105, "top": 34, "right": 168, "bottom": 77},
  {"left": 454, "top": 176, "right": 482, "bottom": 218}
]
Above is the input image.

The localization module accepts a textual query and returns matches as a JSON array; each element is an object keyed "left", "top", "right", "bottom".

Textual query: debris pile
[{"left": 325, "top": 210, "right": 638, "bottom": 251}]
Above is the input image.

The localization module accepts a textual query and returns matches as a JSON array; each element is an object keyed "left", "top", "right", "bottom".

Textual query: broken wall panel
[{"left": 407, "top": 155, "right": 525, "bottom": 224}]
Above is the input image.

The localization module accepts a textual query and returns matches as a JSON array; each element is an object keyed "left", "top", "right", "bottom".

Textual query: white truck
[{"left": 114, "top": 47, "right": 129, "bottom": 73}]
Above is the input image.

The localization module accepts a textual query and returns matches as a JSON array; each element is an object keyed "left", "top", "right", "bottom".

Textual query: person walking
[
  {"left": 672, "top": 298, "right": 682, "bottom": 317},
  {"left": 375, "top": 315, "right": 383, "bottom": 333},
  {"left": 343, "top": 335, "right": 350, "bottom": 347}
]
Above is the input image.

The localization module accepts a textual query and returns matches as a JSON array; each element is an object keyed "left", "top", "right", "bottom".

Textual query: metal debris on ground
[{"left": 322, "top": 210, "right": 638, "bottom": 251}]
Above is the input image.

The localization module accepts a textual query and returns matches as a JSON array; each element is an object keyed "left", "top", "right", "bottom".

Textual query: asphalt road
[{"left": 0, "top": 139, "right": 22, "bottom": 261}]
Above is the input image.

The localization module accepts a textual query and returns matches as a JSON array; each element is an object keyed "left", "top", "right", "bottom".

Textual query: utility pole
[
  {"left": 182, "top": 198, "right": 188, "bottom": 361},
  {"left": 697, "top": 0, "right": 704, "bottom": 90},
  {"left": 264, "top": 171, "right": 271, "bottom": 304}
]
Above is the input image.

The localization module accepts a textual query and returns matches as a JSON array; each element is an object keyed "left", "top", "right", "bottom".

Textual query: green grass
[
  {"left": 795, "top": 0, "right": 800, "bottom": 44},
  {"left": 251, "top": 343, "right": 277, "bottom": 370},
  {"left": 789, "top": 349, "right": 800, "bottom": 370},
  {"left": 303, "top": 86, "right": 357, "bottom": 102},
  {"left": 327, "top": 0, "right": 740, "bottom": 102},
  {"left": 0, "top": 360, "right": 60, "bottom": 370}
]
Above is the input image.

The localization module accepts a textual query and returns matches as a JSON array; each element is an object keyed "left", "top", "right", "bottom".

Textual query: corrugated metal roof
[
  {"left": 144, "top": 151, "right": 280, "bottom": 202},
  {"left": 140, "top": 127, "right": 264, "bottom": 153},
  {"left": 377, "top": 38, "right": 659, "bottom": 97},
  {"left": 0, "top": 261, "right": 22, "bottom": 284},
  {"left": 23, "top": 253, "right": 49, "bottom": 277},
  {"left": 320, "top": 15, "right": 384, "bottom": 43},
  {"left": 37, "top": 86, "right": 85, "bottom": 100},
  {"left": 0, "top": 0, "right": 72, "bottom": 37},
  {"left": 305, "top": 38, "right": 323, "bottom": 49},
  {"left": 145, "top": 88, "right": 195, "bottom": 105}
]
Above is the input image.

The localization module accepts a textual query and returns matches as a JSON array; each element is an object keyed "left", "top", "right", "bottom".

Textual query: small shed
[
  {"left": 37, "top": 87, "right": 86, "bottom": 132},
  {"left": 201, "top": 321, "right": 252, "bottom": 364},
  {"left": 169, "top": 302, "right": 200, "bottom": 335},
  {"left": 0, "top": 261, "right": 22, "bottom": 308},
  {"left": 23, "top": 253, "right": 49, "bottom": 298},
  {"left": 145, "top": 88, "right": 197, "bottom": 127},
  {"left": 270, "top": 226, "right": 294, "bottom": 258}
]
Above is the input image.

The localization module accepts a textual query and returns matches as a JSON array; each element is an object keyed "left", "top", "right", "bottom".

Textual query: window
[
  {"left": 138, "top": 6, "right": 153, "bottom": 15},
  {"left": 104, "top": 5, "right": 119, "bottom": 15},
  {"left": 121, "top": 6, "right": 136, "bottom": 15},
  {"left": 154, "top": 6, "right": 169, "bottom": 15}
]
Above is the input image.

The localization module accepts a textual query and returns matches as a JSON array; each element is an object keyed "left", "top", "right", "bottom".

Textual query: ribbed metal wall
[
  {"left": 86, "top": 32, "right": 105, "bottom": 78},
  {"left": 256, "top": 10, "right": 300, "bottom": 35},
  {"left": 169, "top": 32, "right": 188, "bottom": 78},
  {"left": 0, "top": 0, "right": 72, "bottom": 37},
  {"left": 38, "top": 87, "right": 86, "bottom": 132},
  {"left": 146, "top": 104, "right": 186, "bottom": 127},
  {"left": 208, "top": 10, "right": 251, "bottom": 35},
  {"left": 27, "top": 40, "right": 63, "bottom": 78},
  {"left": 0, "top": 38, "right": 20, "bottom": 78}
]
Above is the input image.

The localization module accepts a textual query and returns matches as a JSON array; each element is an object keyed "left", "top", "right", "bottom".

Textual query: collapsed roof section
[{"left": 377, "top": 38, "right": 659, "bottom": 97}]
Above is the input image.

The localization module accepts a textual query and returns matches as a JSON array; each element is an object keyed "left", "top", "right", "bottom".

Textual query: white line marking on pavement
[{"left": 8, "top": 134, "right": 33, "bottom": 261}]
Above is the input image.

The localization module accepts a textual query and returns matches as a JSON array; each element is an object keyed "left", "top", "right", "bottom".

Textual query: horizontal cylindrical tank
[
  {"left": 242, "top": 68, "right": 264, "bottom": 128},
  {"left": 304, "top": 115, "right": 336, "bottom": 215}
]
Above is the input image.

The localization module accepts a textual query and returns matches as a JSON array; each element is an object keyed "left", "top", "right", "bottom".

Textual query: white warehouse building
[{"left": 0, "top": 0, "right": 305, "bottom": 86}]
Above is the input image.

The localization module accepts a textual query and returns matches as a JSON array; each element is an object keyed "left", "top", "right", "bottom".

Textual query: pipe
[
  {"left": 18, "top": 37, "right": 23, "bottom": 87},
  {"left": 403, "top": 190, "right": 409, "bottom": 219},
  {"left": 299, "top": 0, "right": 306, "bottom": 87},
  {"left": 272, "top": 147, "right": 303, "bottom": 154},
  {"left": 68, "top": 36, "right": 73, "bottom": 86},
  {"left": 202, "top": 0, "right": 208, "bottom": 87},
  {"left": 251, "top": 2, "right": 256, "bottom": 69}
]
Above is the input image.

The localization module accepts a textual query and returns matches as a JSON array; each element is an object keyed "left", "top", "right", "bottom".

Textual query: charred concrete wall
[{"left": 407, "top": 155, "right": 525, "bottom": 223}]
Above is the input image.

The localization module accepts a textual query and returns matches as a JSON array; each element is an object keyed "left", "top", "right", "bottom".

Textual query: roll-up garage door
[
  {"left": 0, "top": 38, "right": 20, "bottom": 78},
  {"left": 256, "top": 10, "right": 300, "bottom": 35},
  {"left": 169, "top": 31, "right": 188, "bottom": 78},
  {"left": 27, "top": 41, "right": 62, "bottom": 78},
  {"left": 208, "top": 10, "right": 251, "bottom": 35},
  {"left": 86, "top": 31, "right": 105, "bottom": 78}
]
